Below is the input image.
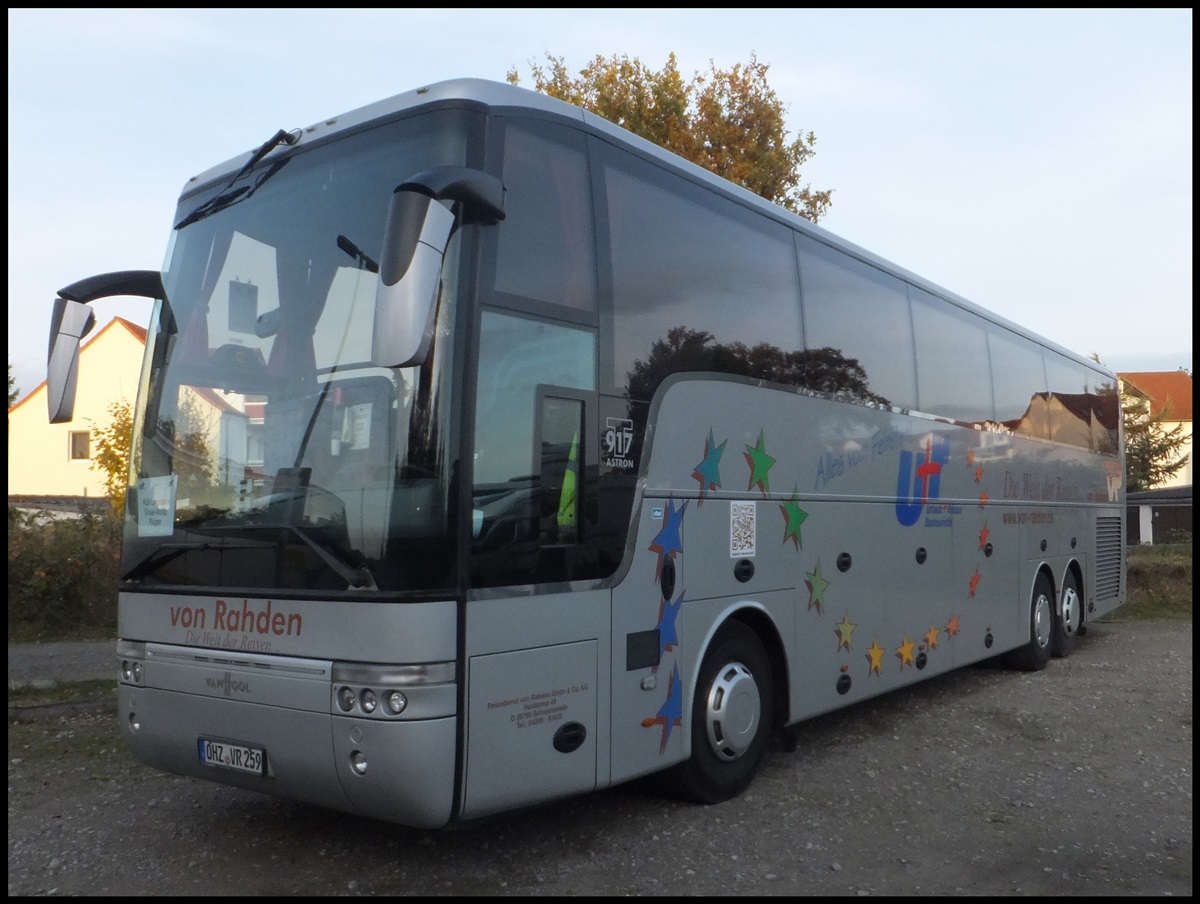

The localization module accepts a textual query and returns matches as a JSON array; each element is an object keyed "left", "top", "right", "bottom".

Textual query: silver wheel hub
[
  {"left": 1034, "top": 592, "right": 1053, "bottom": 649},
  {"left": 1061, "top": 586, "right": 1080, "bottom": 637},
  {"left": 704, "top": 662, "right": 761, "bottom": 762}
]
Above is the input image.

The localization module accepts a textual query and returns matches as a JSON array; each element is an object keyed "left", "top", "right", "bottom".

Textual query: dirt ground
[{"left": 7, "top": 618, "right": 1192, "bottom": 896}]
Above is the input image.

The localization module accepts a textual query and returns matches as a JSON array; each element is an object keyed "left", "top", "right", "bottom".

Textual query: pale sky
[{"left": 7, "top": 8, "right": 1193, "bottom": 399}]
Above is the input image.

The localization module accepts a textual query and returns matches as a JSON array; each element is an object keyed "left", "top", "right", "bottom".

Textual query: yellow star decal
[
  {"left": 865, "top": 639, "right": 885, "bottom": 676},
  {"left": 834, "top": 613, "right": 856, "bottom": 652},
  {"left": 923, "top": 625, "right": 940, "bottom": 650},
  {"left": 895, "top": 635, "right": 915, "bottom": 669}
]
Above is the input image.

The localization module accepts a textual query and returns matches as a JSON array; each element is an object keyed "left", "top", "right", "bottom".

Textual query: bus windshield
[{"left": 123, "top": 109, "right": 474, "bottom": 594}]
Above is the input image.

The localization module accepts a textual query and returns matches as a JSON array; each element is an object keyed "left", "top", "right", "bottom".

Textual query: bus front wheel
[
  {"left": 663, "top": 620, "right": 773, "bottom": 804},
  {"left": 1008, "top": 573, "right": 1055, "bottom": 672}
]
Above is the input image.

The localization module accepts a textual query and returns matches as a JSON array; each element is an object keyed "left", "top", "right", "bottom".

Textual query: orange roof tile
[{"left": 1120, "top": 371, "right": 1193, "bottom": 421}]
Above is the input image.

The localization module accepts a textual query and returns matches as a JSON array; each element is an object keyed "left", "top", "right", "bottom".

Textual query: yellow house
[{"left": 8, "top": 316, "right": 146, "bottom": 498}]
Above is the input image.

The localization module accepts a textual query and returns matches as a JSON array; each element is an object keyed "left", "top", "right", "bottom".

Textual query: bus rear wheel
[
  {"left": 663, "top": 620, "right": 773, "bottom": 804},
  {"left": 1054, "top": 571, "right": 1082, "bottom": 658},
  {"left": 1007, "top": 573, "right": 1055, "bottom": 672}
]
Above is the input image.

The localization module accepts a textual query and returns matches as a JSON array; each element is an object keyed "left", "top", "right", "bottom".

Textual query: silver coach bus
[{"left": 46, "top": 78, "right": 1125, "bottom": 828}]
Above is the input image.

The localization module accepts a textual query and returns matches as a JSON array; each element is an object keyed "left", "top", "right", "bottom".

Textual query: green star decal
[
  {"left": 805, "top": 560, "right": 829, "bottom": 614},
  {"left": 743, "top": 429, "right": 776, "bottom": 494},
  {"left": 780, "top": 486, "right": 808, "bottom": 550}
]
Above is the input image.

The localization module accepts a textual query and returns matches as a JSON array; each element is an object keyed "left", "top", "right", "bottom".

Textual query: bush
[{"left": 8, "top": 507, "right": 122, "bottom": 641}]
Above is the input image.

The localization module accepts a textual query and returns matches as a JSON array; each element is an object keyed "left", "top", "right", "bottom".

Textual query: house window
[{"left": 69, "top": 431, "right": 91, "bottom": 460}]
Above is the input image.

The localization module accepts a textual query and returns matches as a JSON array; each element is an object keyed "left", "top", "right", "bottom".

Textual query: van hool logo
[
  {"left": 205, "top": 672, "right": 252, "bottom": 697},
  {"left": 895, "top": 436, "right": 950, "bottom": 527}
]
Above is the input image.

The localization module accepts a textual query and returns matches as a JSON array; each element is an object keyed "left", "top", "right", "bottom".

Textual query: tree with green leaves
[
  {"left": 8, "top": 362, "right": 18, "bottom": 407},
  {"left": 1122, "top": 385, "right": 1189, "bottom": 492},
  {"left": 507, "top": 52, "right": 832, "bottom": 223}
]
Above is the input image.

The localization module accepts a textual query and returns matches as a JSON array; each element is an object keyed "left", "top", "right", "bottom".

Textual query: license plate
[{"left": 197, "top": 738, "right": 267, "bottom": 776}]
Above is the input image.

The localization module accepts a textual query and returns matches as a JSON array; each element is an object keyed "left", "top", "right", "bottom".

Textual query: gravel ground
[{"left": 7, "top": 618, "right": 1192, "bottom": 896}]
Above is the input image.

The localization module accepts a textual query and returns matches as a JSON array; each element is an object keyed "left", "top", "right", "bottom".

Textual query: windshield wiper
[
  {"left": 174, "top": 126, "right": 300, "bottom": 230},
  {"left": 175, "top": 157, "right": 291, "bottom": 229},
  {"left": 284, "top": 524, "right": 379, "bottom": 591},
  {"left": 215, "top": 522, "right": 378, "bottom": 590},
  {"left": 121, "top": 538, "right": 275, "bottom": 583},
  {"left": 121, "top": 528, "right": 376, "bottom": 591},
  {"left": 230, "top": 128, "right": 300, "bottom": 183},
  {"left": 174, "top": 185, "right": 251, "bottom": 229},
  {"left": 337, "top": 234, "right": 380, "bottom": 273}
]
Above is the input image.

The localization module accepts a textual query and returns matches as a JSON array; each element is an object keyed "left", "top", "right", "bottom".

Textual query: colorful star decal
[
  {"left": 805, "top": 560, "right": 830, "bottom": 614},
  {"left": 657, "top": 591, "right": 684, "bottom": 661},
  {"left": 968, "top": 567, "right": 982, "bottom": 599},
  {"left": 640, "top": 663, "right": 684, "bottom": 754},
  {"left": 648, "top": 498, "right": 687, "bottom": 580},
  {"left": 781, "top": 487, "right": 809, "bottom": 551},
  {"left": 923, "top": 625, "right": 940, "bottom": 650},
  {"left": 978, "top": 522, "right": 990, "bottom": 551},
  {"left": 966, "top": 448, "right": 976, "bottom": 467},
  {"left": 692, "top": 429, "right": 726, "bottom": 506},
  {"left": 743, "top": 429, "right": 776, "bottom": 494},
  {"left": 974, "top": 465, "right": 984, "bottom": 483},
  {"left": 895, "top": 635, "right": 915, "bottom": 669},
  {"left": 865, "top": 639, "right": 885, "bottom": 676},
  {"left": 945, "top": 614, "right": 961, "bottom": 637},
  {"left": 834, "top": 613, "right": 857, "bottom": 652},
  {"left": 979, "top": 490, "right": 989, "bottom": 507}
]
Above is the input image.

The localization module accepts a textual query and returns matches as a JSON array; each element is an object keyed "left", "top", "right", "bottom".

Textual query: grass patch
[{"left": 1110, "top": 541, "right": 1192, "bottom": 621}]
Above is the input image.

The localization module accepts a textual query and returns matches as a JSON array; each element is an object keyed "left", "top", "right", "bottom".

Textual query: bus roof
[{"left": 182, "top": 77, "right": 1114, "bottom": 380}]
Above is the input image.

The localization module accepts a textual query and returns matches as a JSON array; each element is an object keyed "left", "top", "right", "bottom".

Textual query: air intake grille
[{"left": 1095, "top": 516, "right": 1123, "bottom": 599}]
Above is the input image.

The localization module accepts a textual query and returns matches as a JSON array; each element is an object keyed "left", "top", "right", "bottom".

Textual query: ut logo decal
[{"left": 895, "top": 436, "right": 950, "bottom": 526}]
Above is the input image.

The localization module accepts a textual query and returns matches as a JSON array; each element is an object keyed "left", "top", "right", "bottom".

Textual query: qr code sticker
[{"left": 730, "top": 501, "right": 756, "bottom": 557}]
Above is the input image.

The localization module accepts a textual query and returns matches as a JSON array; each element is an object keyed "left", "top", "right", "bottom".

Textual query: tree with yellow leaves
[{"left": 508, "top": 52, "right": 832, "bottom": 223}]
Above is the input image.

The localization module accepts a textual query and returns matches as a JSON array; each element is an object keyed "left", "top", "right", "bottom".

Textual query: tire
[
  {"left": 1053, "top": 571, "right": 1082, "bottom": 658},
  {"left": 1007, "top": 573, "right": 1055, "bottom": 672},
  {"left": 663, "top": 620, "right": 774, "bottom": 804}
]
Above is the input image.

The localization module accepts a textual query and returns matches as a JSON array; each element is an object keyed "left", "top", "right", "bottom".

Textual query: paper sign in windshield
[{"left": 137, "top": 475, "right": 178, "bottom": 537}]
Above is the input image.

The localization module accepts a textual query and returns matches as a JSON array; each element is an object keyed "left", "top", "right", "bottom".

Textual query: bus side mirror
[
  {"left": 372, "top": 166, "right": 504, "bottom": 369},
  {"left": 371, "top": 193, "right": 455, "bottom": 369},
  {"left": 47, "top": 269, "right": 168, "bottom": 423},
  {"left": 47, "top": 297, "right": 96, "bottom": 423}
]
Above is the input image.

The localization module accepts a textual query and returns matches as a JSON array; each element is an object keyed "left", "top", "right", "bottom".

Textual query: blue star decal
[
  {"left": 657, "top": 591, "right": 684, "bottom": 661},
  {"left": 640, "top": 664, "right": 684, "bottom": 754},
  {"left": 648, "top": 498, "right": 687, "bottom": 580},
  {"left": 692, "top": 429, "right": 726, "bottom": 506}
]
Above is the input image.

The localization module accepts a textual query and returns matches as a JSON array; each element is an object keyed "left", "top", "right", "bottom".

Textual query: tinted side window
[
  {"left": 1044, "top": 352, "right": 1114, "bottom": 452},
  {"left": 910, "top": 286, "right": 994, "bottom": 424},
  {"left": 494, "top": 119, "right": 597, "bottom": 314},
  {"left": 797, "top": 236, "right": 916, "bottom": 410},
  {"left": 988, "top": 327, "right": 1048, "bottom": 439},
  {"left": 602, "top": 152, "right": 802, "bottom": 399}
]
